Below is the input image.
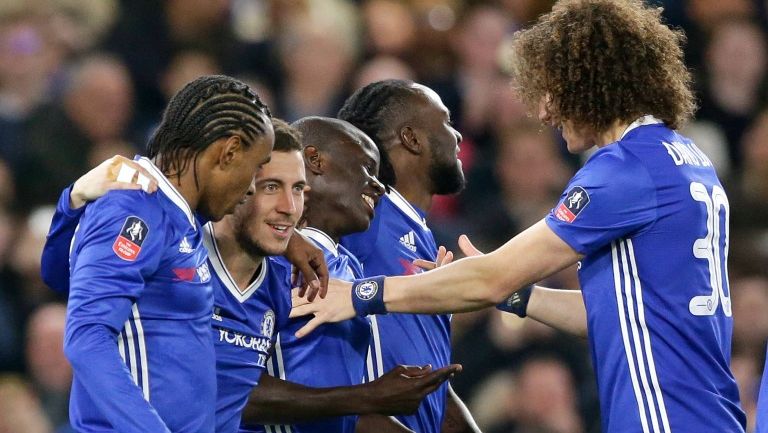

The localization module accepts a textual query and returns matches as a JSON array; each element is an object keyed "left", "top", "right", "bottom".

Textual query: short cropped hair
[{"left": 271, "top": 118, "right": 303, "bottom": 153}]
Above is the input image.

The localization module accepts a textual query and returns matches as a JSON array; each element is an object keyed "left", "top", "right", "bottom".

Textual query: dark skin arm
[
  {"left": 242, "top": 364, "right": 462, "bottom": 424},
  {"left": 285, "top": 230, "right": 329, "bottom": 301},
  {"left": 441, "top": 385, "right": 482, "bottom": 433},
  {"left": 356, "top": 414, "right": 414, "bottom": 432}
]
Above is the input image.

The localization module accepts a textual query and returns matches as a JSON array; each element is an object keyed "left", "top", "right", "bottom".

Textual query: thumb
[{"left": 458, "top": 234, "right": 483, "bottom": 256}]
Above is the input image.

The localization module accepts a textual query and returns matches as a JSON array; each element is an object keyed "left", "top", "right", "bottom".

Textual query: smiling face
[
  {"left": 231, "top": 149, "right": 307, "bottom": 257},
  {"left": 409, "top": 84, "right": 465, "bottom": 195},
  {"left": 303, "top": 121, "right": 386, "bottom": 239}
]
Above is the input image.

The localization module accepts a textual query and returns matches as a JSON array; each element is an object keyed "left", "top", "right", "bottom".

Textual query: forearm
[
  {"left": 384, "top": 221, "right": 579, "bottom": 314},
  {"left": 441, "top": 385, "right": 481, "bottom": 433},
  {"left": 527, "top": 286, "right": 588, "bottom": 337},
  {"left": 356, "top": 414, "right": 413, "bottom": 433},
  {"left": 64, "top": 323, "right": 170, "bottom": 433},
  {"left": 242, "top": 374, "right": 380, "bottom": 424}
]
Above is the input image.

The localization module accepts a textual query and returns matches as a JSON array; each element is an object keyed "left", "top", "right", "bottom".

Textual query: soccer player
[
  {"left": 44, "top": 120, "right": 457, "bottom": 433},
  {"left": 62, "top": 75, "right": 273, "bottom": 433},
  {"left": 247, "top": 116, "right": 459, "bottom": 433},
  {"left": 292, "top": 2, "right": 747, "bottom": 432},
  {"left": 337, "top": 80, "right": 479, "bottom": 433}
]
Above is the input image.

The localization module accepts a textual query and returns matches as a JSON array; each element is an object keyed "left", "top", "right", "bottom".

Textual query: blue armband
[
  {"left": 496, "top": 285, "right": 533, "bottom": 318},
  {"left": 351, "top": 276, "right": 387, "bottom": 316}
]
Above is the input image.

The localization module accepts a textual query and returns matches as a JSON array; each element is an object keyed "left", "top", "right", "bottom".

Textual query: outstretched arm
[
  {"left": 291, "top": 220, "right": 582, "bottom": 337},
  {"left": 242, "top": 364, "right": 461, "bottom": 424}
]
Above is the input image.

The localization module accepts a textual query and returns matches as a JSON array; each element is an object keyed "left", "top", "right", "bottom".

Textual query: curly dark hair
[{"left": 510, "top": 0, "right": 695, "bottom": 132}]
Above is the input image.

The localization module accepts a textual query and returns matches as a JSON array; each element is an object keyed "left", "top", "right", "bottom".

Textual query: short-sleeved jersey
[
  {"left": 545, "top": 116, "right": 745, "bottom": 433},
  {"left": 204, "top": 223, "right": 293, "bottom": 433},
  {"left": 341, "top": 188, "right": 451, "bottom": 433},
  {"left": 755, "top": 344, "right": 768, "bottom": 432},
  {"left": 66, "top": 157, "right": 216, "bottom": 433},
  {"left": 250, "top": 227, "right": 371, "bottom": 433}
]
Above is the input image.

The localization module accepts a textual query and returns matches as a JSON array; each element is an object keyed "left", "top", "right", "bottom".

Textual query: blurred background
[{"left": 0, "top": 0, "right": 766, "bottom": 432}]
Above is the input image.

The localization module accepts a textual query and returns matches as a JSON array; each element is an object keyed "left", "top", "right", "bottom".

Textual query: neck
[
  {"left": 211, "top": 219, "right": 264, "bottom": 289},
  {"left": 595, "top": 121, "right": 632, "bottom": 148},
  {"left": 388, "top": 148, "right": 433, "bottom": 211},
  {"left": 153, "top": 156, "right": 202, "bottom": 213}
]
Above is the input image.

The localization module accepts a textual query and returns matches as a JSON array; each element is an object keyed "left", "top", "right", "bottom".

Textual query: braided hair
[
  {"left": 337, "top": 79, "right": 420, "bottom": 188},
  {"left": 147, "top": 75, "right": 271, "bottom": 184}
]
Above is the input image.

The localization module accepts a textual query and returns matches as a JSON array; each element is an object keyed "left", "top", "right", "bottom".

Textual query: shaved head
[{"left": 292, "top": 117, "right": 371, "bottom": 154}]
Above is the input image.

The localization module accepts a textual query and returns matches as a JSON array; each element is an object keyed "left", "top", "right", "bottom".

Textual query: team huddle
[{"left": 40, "top": 1, "right": 763, "bottom": 433}]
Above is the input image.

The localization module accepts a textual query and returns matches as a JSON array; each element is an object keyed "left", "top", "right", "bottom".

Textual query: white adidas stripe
[
  {"left": 612, "top": 240, "right": 671, "bottom": 433},
  {"left": 119, "top": 305, "right": 150, "bottom": 401},
  {"left": 132, "top": 305, "right": 150, "bottom": 401},
  {"left": 266, "top": 335, "right": 292, "bottom": 433}
]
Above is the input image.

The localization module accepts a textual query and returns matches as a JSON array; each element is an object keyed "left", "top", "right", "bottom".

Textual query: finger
[
  {"left": 294, "top": 261, "right": 320, "bottom": 301},
  {"left": 436, "top": 246, "right": 446, "bottom": 264},
  {"left": 458, "top": 234, "right": 484, "bottom": 256},
  {"left": 420, "top": 364, "right": 462, "bottom": 388},
  {"left": 412, "top": 259, "right": 436, "bottom": 271},
  {"left": 289, "top": 302, "right": 318, "bottom": 318},
  {"left": 105, "top": 182, "right": 143, "bottom": 191},
  {"left": 311, "top": 255, "right": 329, "bottom": 299},
  {"left": 294, "top": 315, "right": 324, "bottom": 338},
  {"left": 441, "top": 251, "right": 454, "bottom": 266},
  {"left": 399, "top": 364, "right": 433, "bottom": 378}
]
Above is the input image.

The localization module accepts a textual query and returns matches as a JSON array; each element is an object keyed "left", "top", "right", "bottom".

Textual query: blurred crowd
[{"left": 0, "top": 0, "right": 766, "bottom": 432}]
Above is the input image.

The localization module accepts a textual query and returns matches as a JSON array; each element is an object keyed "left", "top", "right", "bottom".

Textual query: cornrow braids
[
  {"left": 338, "top": 79, "right": 420, "bottom": 188},
  {"left": 147, "top": 75, "right": 272, "bottom": 184}
]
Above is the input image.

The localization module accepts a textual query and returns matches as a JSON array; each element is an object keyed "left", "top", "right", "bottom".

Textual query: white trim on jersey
[
  {"left": 612, "top": 239, "right": 671, "bottom": 433},
  {"left": 132, "top": 305, "right": 150, "bottom": 401},
  {"left": 137, "top": 157, "right": 196, "bottom": 229},
  {"left": 264, "top": 335, "right": 293, "bottom": 433},
  {"left": 387, "top": 187, "right": 429, "bottom": 231},
  {"left": 620, "top": 115, "right": 664, "bottom": 140},
  {"left": 203, "top": 223, "right": 268, "bottom": 303},
  {"left": 118, "top": 305, "right": 150, "bottom": 401},
  {"left": 300, "top": 227, "right": 339, "bottom": 257},
  {"left": 366, "top": 315, "right": 385, "bottom": 380}
]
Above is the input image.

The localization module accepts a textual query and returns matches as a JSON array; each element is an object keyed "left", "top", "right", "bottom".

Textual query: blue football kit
[
  {"left": 42, "top": 159, "right": 293, "bottom": 433},
  {"left": 204, "top": 223, "right": 293, "bottom": 433},
  {"left": 251, "top": 227, "right": 372, "bottom": 433},
  {"left": 341, "top": 188, "right": 451, "bottom": 433},
  {"left": 545, "top": 116, "right": 745, "bottom": 432},
  {"left": 63, "top": 157, "right": 216, "bottom": 433}
]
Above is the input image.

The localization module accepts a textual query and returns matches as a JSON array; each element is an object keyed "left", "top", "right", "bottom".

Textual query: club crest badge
[
  {"left": 555, "top": 186, "right": 590, "bottom": 223},
  {"left": 355, "top": 280, "right": 379, "bottom": 301},
  {"left": 261, "top": 310, "right": 275, "bottom": 338},
  {"left": 113, "top": 216, "right": 149, "bottom": 261}
]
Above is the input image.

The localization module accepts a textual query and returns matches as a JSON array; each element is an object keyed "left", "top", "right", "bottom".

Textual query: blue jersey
[
  {"left": 341, "top": 188, "right": 451, "bottom": 433},
  {"left": 204, "top": 223, "right": 292, "bottom": 433},
  {"left": 64, "top": 157, "right": 216, "bottom": 433},
  {"left": 755, "top": 345, "right": 768, "bottom": 432},
  {"left": 42, "top": 185, "right": 293, "bottom": 433},
  {"left": 545, "top": 117, "right": 745, "bottom": 433},
  {"left": 251, "top": 227, "right": 371, "bottom": 433}
]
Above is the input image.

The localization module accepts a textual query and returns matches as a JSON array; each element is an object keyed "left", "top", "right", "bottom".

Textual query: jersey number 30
[{"left": 689, "top": 182, "right": 731, "bottom": 317}]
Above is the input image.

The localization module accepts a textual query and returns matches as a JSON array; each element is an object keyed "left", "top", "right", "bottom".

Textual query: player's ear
[
  {"left": 217, "top": 135, "right": 244, "bottom": 169},
  {"left": 304, "top": 146, "right": 324, "bottom": 175},
  {"left": 399, "top": 126, "right": 422, "bottom": 155}
]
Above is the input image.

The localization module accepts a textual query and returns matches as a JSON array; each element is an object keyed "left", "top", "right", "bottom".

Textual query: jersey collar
[
  {"left": 137, "top": 157, "right": 196, "bottom": 229},
  {"left": 620, "top": 115, "right": 664, "bottom": 140},
  {"left": 386, "top": 187, "right": 429, "bottom": 231},
  {"left": 203, "top": 223, "right": 268, "bottom": 303},
  {"left": 300, "top": 227, "right": 338, "bottom": 257}
]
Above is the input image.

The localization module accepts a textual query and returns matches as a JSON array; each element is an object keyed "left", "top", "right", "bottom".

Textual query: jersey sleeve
[
  {"left": 545, "top": 149, "right": 658, "bottom": 255},
  {"left": 63, "top": 190, "right": 171, "bottom": 433},
  {"left": 40, "top": 185, "right": 83, "bottom": 294}
]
